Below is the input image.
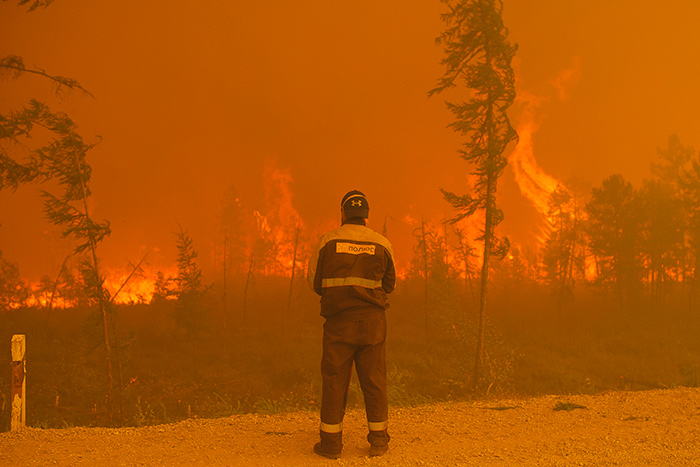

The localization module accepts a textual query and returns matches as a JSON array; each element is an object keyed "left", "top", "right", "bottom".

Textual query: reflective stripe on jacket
[{"left": 307, "top": 222, "right": 396, "bottom": 318}]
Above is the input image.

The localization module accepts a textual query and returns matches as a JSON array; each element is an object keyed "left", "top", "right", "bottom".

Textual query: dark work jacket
[{"left": 307, "top": 221, "right": 396, "bottom": 319}]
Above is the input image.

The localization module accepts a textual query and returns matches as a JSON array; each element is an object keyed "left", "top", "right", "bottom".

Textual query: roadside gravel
[{"left": 2, "top": 387, "right": 699, "bottom": 466}]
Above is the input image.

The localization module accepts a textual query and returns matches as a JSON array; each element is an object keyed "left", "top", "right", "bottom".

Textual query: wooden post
[{"left": 11, "top": 334, "right": 26, "bottom": 430}]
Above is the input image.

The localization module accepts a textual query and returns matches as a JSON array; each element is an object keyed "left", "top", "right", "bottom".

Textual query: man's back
[
  {"left": 308, "top": 221, "right": 396, "bottom": 319},
  {"left": 308, "top": 190, "right": 394, "bottom": 459}
]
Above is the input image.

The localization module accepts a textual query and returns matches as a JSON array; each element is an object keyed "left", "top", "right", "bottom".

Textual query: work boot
[
  {"left": 314, "top": 431, "right": 342, "bottom": 459},
  {"left": 367, "top": 429, "right": 390, "bottom": 457}
]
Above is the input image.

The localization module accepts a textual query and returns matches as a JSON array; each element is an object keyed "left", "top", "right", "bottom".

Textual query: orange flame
[
  {"left": 510, "top": 120, "right": 562, "bottom": 220},
  {"left": 23, "top": 263, "right": 179, "bottom": 308},
  {"left": 249, "top": 162, "right": 307, "bottom": 277},
  {"left": 103, "top": 264, "right": 179, "bottom": 304},
  {"left": 25, "top": 293, "right": 69, "bottom": 309},
  {"left": 509, "top": 91, "right": 568, "bottom": 247}
]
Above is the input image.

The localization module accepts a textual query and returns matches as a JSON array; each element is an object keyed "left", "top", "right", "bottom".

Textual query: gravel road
[{"left": 2, "top": 387, "right": 699, "bottom": 466}]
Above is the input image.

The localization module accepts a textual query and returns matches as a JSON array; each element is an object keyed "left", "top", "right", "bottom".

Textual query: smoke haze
[{"left": 2, "top": 0, "right": 699, "bottom": 282}]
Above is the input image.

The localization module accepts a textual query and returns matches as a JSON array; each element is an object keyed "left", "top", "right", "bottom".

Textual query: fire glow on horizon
[{"left": 18, "top": 130, "right": 571, "bottom": 307}]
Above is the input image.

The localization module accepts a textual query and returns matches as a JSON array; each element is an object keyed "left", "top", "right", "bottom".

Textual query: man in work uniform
[{"left": 307, "top": 190, "right": 396, "bottom": 459}]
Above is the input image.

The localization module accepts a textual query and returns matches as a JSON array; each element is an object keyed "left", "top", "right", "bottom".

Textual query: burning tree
[{"left": 429, "top": 0, "right": 518, "bottom": 390}]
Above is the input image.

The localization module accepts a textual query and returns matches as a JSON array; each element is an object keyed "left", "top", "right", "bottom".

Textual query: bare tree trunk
[
  {"left": 456, "top": 230, "right": 475, "bottom": 305},
  {"left": 421, "top": 218, "right": 429, "bottom": 346},
  {"left": 474, "top": 173, "right": 496, "bottom": 390},
  {"left": 72, "top": 141, "right": 119, "bottom": 426},
  {"left": 286, "top": 224, "right": 300, "bottom": 331},
  {"left": 45, "top": 255, "right": 69, "bottom": 330},
  {"left": 243, "top": 253, "right": 255, "bottom": 326},
  {"left": 109, "top": 254, "right": 148, "bottom": 303},
  {"left": 91, "top": 253, "right": 114, "bottom": 423},
  {"left": 107, "top": 253, "right": 147, "bottom": 427},
  {"left": 689, "top": 253, "right": 700, "bottom": 312},
  {"left": 223, "top": 230, "right": 228, "bottom": 335},
  {"left": 108, "top": 304, "right": 124, "bottom": 426}
]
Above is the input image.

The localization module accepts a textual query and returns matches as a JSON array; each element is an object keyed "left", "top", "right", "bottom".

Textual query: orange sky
[{"left": 2, "top": 0, "right": 700, "bottom": 281}]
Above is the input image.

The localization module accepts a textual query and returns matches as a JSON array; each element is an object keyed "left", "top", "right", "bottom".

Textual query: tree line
[
  {"left": 406, "top": 134, "right": 700, "bottom": 316},
  {"left": 544, "top": 135, "right": 700, "bottom": 312}
]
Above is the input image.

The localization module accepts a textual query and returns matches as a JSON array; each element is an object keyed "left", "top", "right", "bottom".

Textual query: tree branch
[{"left": 0, "top": 56, "right": 94, "bottom": 98}]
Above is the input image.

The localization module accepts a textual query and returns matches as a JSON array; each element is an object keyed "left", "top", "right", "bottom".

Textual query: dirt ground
[{"left": 1, "top": 387, "right": 699, "bottom": 466}]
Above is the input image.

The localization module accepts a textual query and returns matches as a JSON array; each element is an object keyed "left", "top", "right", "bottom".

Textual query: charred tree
[{"left": 430, "top": 0, "right": 518, "bottom": 391}]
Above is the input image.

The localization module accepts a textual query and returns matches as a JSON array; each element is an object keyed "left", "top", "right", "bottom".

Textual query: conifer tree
[
  {"left": 430, "top": 0, "right": 517, "bottom": 389},
  {"left": 0, "top": 1, "right": 119, "bottom": 424},
  {"left": 542, "top": 185, "right": 587, "bottom": 312},
  {"left": 173, "top": 226, "right": 210, "bottom": 338},
  {"left": 638, "top": 179, "right": 684, "bottom": 307},
  {"left": 585, "top": 174, "right": 643, "bottom": 310},
  {"left": 0, "top": 100, "right": 119, "bottom": 424},
  {"left": 652, "top": 135, "right": 700, "bottom": 306},
  {"left": 0, "top": 252, "right": 29, "bottom": 310}
]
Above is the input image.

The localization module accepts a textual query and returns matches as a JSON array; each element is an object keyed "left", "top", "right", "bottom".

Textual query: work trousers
[{"left": 320, "top": 312, "right": 388, "bottom": 435}]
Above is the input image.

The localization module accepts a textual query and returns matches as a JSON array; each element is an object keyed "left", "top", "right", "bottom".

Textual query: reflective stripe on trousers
[
  {"left": 368, "top": 420, "right": 388, "bottom": 431},
  {"left": 320, "top": 421, "right": 343, "bottom": 433}
]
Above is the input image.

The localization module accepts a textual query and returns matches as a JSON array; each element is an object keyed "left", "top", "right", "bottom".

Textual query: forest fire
[
  {"left": 4, "top": 1, "right": 700, "bottom": 442},
  {"left": 103, "top": 265, "right": 179, "bottom": 305},
  {"left": 510, "top": 120, "right": 566, "bottom": 236},
  {"left": 247, "top": 164, "right": 307, "bottom": 277},
  {"left": 21, "top": 264, "right": 180, "bottom": 308},
  {"left": 8, "top": 164, "right": 313, "bottom": 309}
]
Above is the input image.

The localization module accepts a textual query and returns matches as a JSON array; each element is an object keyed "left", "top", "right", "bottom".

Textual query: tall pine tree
[{"left": 430, "top": 0, "right": 517, "bottom": 389}]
